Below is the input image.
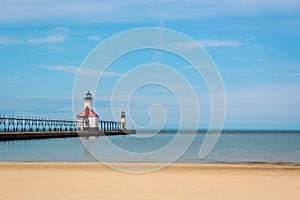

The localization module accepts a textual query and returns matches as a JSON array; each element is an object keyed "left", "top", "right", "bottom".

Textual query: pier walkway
[{"left": 0, "top": 115, "right": 135, "bottom": 141}]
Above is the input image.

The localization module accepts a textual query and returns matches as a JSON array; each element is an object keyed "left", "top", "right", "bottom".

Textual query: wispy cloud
[
  {"left": 233, "top": 67, "right": 269, "bottom": 73},
  {"left": 1, "top": 0, "right": 300, "bottom": 24},
  {"left": 183, "top": 65, "right": 212, "bottom": 69},
  {"left": 199, "top": 39, "right": 245, "bottom": 47},
  {"left": 27, "top": 27, "right": 68, "bottom": 44},
  {"left": 86, "top": 35, "right": 102, "bottom": 42},
  {"left": 0, "top": 76, "right": 21, "bottom": 82},
  {"left": 220, "top": 56, "right": 300, "bottom": 68},
  {"left": 170, "top": 39, "right": 246, "bottom": 50},
  {"left": 40, "top": 65, "right": 79, "bottom": 74},
  {"left": 0, "top": 27, "right": 69, "bottom": 46},
  {"left": 28, "top": 34, "right": 66, "bottom": 44},
  {"left": 38, "top": 65, "right": 122, "bottom": 77},
  {"left": 168, "top": 41, "right": 199, "bottom": 50},
  {"left": 0, "top": 36, "right": 24, "bottom": 45}
]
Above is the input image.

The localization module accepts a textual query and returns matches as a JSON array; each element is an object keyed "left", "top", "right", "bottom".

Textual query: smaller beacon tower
[
  {"left": 77, "top": 91, "right": 99, "bottom": 131},
  {"left": 120, "top": 111, "right": 126, "bottom": 131}
]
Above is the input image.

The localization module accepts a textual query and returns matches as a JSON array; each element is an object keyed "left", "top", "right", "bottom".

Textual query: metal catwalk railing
[
  {"left": 0, "top": 115, "right": 124, "bottom": 132},
  {"left": 99, "top": 120, "right": 124, "bottom": 131},
  {"left": 0, "top": 115, "right": 77, "bottom": 132}
]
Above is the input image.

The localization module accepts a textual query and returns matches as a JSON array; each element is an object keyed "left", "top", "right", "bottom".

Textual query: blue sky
[{"left": 0, "top": 0, "right": 300, "bottom": 130}]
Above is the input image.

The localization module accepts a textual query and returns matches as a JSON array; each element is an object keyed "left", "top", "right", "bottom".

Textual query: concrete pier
[{"left": 0, "top": 130, "right": 136, "bottom": 141}]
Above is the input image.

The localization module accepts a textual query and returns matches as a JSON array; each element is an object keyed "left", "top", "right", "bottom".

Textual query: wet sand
[{"left": 0, "top": 162, "right": 299, "bottom": 200}]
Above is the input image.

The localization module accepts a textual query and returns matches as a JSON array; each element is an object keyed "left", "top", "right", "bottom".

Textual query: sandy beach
[{"left": 0, "top": 162, "right": 299, "bottom": 200}]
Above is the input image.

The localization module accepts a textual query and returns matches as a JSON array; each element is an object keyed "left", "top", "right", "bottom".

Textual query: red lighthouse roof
[{"left": 77, "top": 106, "right": 99, "bottom": 117}]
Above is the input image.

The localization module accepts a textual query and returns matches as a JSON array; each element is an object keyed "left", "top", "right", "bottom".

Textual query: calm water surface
[{"left": 0, "top": 132, "right": 300, "bottom": 164}]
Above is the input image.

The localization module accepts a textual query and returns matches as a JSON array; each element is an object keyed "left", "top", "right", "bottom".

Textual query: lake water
[{"left": 0, "top": 131, "right": 300, "bottom": 164}]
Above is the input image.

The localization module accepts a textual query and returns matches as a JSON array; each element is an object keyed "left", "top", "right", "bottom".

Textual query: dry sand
[{"left": 0, "top": 162, "right": 299, "bottom": 200}]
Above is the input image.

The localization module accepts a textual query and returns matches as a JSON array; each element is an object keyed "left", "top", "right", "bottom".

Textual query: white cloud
[
  {"left": 0, "top": 76, "right": 21, "bottom": 82},
  {"left": 28, "top": 27, "right": 68, "bottom": 44},
  {"left": 0, "top": 36, "right": 24, "bottom": 45},
  {"left": 0, "top": 0, "right": 300, "bottom": 24},
  {"left": 27, "top": 34, "right": 67, "bottom": 44},
  {"left": 199, "top": 39, "right": 245, "bottom": 47},
  {"left": 220, "top": 56, "right": 300, "bottom": 68},
  {"left": 169, "top": 41, "right": 200, "bottom": 50},
  {"left": 233, "top": 67, "right": 269, "bottom": 72},
  {"left": 39, "top": 65, "right": 122, "bottom": 77},
  {"left": 79, "top": 68, "right": 122, "bottom": 77},
  {"left": 40, "top": 65, "right": 79, "bottom": 73},
  {"left": 86, "top": 35, "right": 101, "bottom": 42},
  {"left": 0, "top": 27, "right": 69, "bottom": 45},
  {"left": 170, "top": 39, "right": 245, "bottom": 50},
  {"left": 183, "top": 65, "right": 212, "bottom": 69}
]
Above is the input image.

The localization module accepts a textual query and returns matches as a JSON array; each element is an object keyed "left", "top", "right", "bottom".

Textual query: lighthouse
[
  {"left": 77, "top": 91, "right": 99, "bottom": 131},
  {"left": 83, "top": 91, "right": 94, "bottom": 110},
  {"left": 120, "top": 111, "right": 126, "bottom": 131}
]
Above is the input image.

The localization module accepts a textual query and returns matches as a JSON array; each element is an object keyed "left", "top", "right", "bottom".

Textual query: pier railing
[
  {"left": 0, "top": 115, "right": 124, "bottom": 132},
  {"left": 99, "top": 120, "right": 123, "bottom": 131},
  {"left": 0, "top": 115, "right": 77, "bottom": 132}
]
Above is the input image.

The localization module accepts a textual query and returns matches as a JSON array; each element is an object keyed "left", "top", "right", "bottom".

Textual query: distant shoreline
[
  {"left": 1, "top": 161, "right": 300, "bottom": 166},
  {"left": 0, "top": 161, "right": 300, "bottom": 169},
  {"left": 138, "top": 129, "right": 300, "bottom": 134}
]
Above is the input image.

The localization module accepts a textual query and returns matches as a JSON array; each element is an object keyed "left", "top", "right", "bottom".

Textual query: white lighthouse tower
[
  {"left": 120, "top": 111, "right": 126, "bottom": 131},
  {"left": 77, "top": 91, "right": 99, "bottom": 131},
  {"left": 83, "top": 91, "right": 93, "bottom": 110}
]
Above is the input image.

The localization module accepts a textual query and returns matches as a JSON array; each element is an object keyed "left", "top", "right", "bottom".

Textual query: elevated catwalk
[
  {"left": 0, "top": 130, "right": 136, "bottom": 141},
  {"left": 0, "top": 92, "right": 136, "bottom": 141}
]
